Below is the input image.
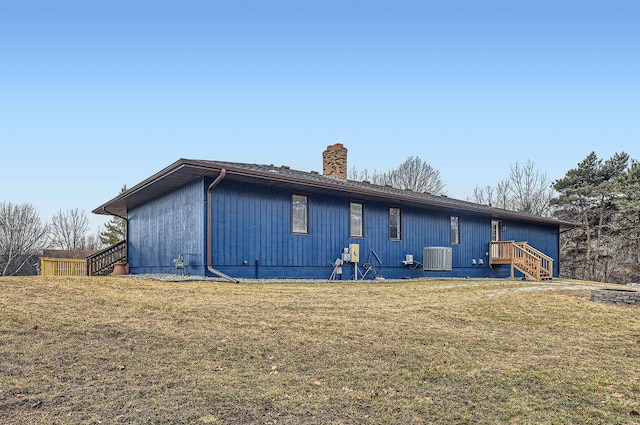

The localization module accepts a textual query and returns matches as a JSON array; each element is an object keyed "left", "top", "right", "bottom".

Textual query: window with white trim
[
  {"left": 292, "top": 194, "right": 308, "bottom": 234},
  {"left": 350, "top": 202, "right": 364, "bottom": 238},
  {"left": 389, "top": 207, "right": 401, "bottom": 240},
  {"left": 450, "top": 216, "right": 460, "bottom": 245}
]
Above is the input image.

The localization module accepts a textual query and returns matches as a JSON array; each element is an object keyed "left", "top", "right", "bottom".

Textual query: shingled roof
[
  {"left": 93, "top": 158, "right": 574, "bottom": 228},
  {"left": 42, "top": 249, "right": 96, "bottom": 259}
]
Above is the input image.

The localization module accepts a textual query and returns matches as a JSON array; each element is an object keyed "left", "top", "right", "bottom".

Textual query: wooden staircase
[
  {"left": 489, "top": 241, "right": 553, "bottom": 282},
  {"left": 87, "top": 240, "right": 127, "bottom": 276}
]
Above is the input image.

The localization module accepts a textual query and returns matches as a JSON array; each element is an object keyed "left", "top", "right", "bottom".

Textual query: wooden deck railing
[
  {"left": 87, "top": 240, "right": 127, "bottom": 276},
  {"left": 40, "top": 257, "right": 88, "bottom": 277},
  {"left": 489, "top": 241, "right": 553, "bottom": 282},
  {"left": 489, "top": 241, "right": 516, "bottom": 264}
]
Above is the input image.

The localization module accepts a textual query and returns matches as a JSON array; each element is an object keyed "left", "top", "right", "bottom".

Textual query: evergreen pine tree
[
  {"left": 553, "top": 152, "right": 629, "bottom": 281},
  {"left": 99, "top": 185, "right": 127, "bottom": 245},
  {"left": 613, "top": 160, "right": 640, "bottom": 281}
]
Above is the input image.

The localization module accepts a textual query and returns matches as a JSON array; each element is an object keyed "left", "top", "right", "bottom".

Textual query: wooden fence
[{"left": 40, "top": 257, "right": 88, "bottom": 277}]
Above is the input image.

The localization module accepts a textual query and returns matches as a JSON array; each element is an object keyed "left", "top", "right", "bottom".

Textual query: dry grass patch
[{"left": 0, "top": 277, "right": 639, "bottom": 424}]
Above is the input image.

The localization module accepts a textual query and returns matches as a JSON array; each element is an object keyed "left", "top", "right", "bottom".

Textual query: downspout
[
  {"left": 101, "top": 206, "right": 128, "bottom": 245},
  {"left": 102, "top": 205, "right": 128, "bottom": 249},
  {"left": 207, "top": 169, "right": 240, "bottom": 283},
  {"left": 89, "top": 206, "right": 129, "bottom": 276}
]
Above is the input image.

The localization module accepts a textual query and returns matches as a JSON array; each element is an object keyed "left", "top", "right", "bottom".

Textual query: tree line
[
  {"left": 0, "top": 187, "right": 126, "bottom": 276},
  {"left": 3, "top": 154, "right": 638, "bottom": 283},
  {"left": 552, "top": 152, "right": 639, "bottom": 283},
  {"left": 469, "top": 151, "right": 639, "bottom": 283},
  {"left": 351, "top": 153, "right": 639, "bottom": 284}
]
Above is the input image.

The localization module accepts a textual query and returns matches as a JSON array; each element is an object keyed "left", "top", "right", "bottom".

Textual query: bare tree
[
  {"left": 470, "top": 160, "right": 553, "bottom": 216},
  {"left": 349, "top": 166, "right": 385, "bottom": 184},
  {"left": 496, "top": 179, "right": 512, "bottom": 210},
  {"left": 471, "top": 180, "right": 511, "bottom": 209},
  {"left": 84, "top": 233, "right": 104, "bottom": 251},
  {"left": 349, "top": 156, "right": 445, "bottom": 194},
  {"left": 509, "top": 160, "right": 555, "bottom": 215},
  {"left": 471, "top": 184, "right": 494, "bottom": 206},
  {"left": 383, "top": 156, "right": 445, "bottom": 193},
  {"left": 50, "top": 208, "right": 90, "bottom": 250},
  {"left": 0, "top": 202, "right": 49, "bottom": 276}
]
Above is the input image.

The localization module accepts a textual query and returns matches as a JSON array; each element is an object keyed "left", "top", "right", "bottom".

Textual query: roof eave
[
  {"left": 93, "top": 159, "right": 576, "bottom": 228},
  {"left": 92, "top": 159, "right": 204, "bottom": 217}
]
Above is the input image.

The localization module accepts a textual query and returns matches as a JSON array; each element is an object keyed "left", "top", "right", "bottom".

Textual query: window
[
  {"left": 292, "top": 194, "right": 308, "bottom": 234},
  {"left": 450, "top": 216, "right": 460, "bottom": 245},
  {"left": 389, "top": 207, "right": 401, "bottom": 240},
  {"left": 350, "top": 202, "right": 364, "bottom": 238}
]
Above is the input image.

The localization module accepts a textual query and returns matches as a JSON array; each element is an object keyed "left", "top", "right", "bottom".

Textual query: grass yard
[{"left": 1, "top": 276, "right": 639, "bottom": 424}]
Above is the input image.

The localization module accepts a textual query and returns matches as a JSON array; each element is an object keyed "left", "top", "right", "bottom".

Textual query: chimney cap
[{"left": 327, "top": 143, "right": 344, "bottom": 149}]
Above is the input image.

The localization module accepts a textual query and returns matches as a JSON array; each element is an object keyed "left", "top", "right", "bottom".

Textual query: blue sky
[{"left": 1, "top": 0, "right": 638, "bottom": 233}]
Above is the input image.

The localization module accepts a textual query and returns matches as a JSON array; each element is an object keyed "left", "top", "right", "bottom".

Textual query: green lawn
[{"left": 1, "top": 276, "right": 638, "bottom": 424}]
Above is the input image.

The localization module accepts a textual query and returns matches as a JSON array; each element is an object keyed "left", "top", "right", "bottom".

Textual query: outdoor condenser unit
[{"left": 423, "top": 247, "right": 453, "bottom": 271}]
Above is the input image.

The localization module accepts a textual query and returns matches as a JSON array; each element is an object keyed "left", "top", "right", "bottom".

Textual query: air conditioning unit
[{"left": 423, "top": 247, "right": 452, "bottom": 271}]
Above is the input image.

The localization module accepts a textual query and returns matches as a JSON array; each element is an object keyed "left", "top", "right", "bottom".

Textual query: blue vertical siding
[
  {"left": 125, "top": 176, "right": 561, "bottom": 280},
  {"left": 207, "top": 180, "right": 561, "bottom": 279},
  {"left": 500, "top": 220, "right": 560, "bottom": 277},
  {"left": 128, "top": 179, "right": 206, "bottom": 274},
  {"left": 211, "top": 181, "right": 351, "bottom": 277}
]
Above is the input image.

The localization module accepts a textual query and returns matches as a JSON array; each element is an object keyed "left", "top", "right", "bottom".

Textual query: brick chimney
[{"left": 322, "top": 143, "right": 348, "bottom": 180}]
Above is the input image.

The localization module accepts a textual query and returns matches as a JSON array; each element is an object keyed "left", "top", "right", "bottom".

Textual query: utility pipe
[
  {"left": 96, "top": 206, "right": 128, "bottom": 276},
  {"left": 207, "top": 169, "right": 239, "bottom": 283}
]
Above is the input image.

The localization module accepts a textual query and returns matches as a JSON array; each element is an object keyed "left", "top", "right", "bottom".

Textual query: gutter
[
  {"left": 206, "top": 169, "right": 239, "bottom": 283},
  {"left": 186, "top": 160, "right": 574, "bottom": 228},
  {"left": 101, "top": 205, "right": 127, "bottom": 221},
  {"left": 100, "top": 205, "right": 129, "bottom": 245}
]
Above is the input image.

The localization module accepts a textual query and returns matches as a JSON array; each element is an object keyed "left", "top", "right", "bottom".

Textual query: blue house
[{"left": 93, "top": 144, "right": 572, "bottom": 281}]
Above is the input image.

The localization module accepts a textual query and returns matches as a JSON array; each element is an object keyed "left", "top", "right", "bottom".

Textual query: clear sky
[{"left": 1, "top": 0, "right": 638, "bottom": 234}]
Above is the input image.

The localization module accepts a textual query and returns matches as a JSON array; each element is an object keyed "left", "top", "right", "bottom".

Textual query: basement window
[
  {"left": 450, "top": 216, "right": 460, "bottom": 245},
  {"left": 389, "top": 207, "right": 401, "bottom": 240},
  {"left": 350, "top": 202, "right": 364, "bottom": 238},
  {"left": 292, "top": 194, "right": 309, "bottom": 234}
]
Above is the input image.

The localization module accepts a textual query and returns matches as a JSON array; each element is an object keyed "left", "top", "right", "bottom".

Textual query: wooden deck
[{"left": 489, "top": 241, "right": 553, "bottom": 282}]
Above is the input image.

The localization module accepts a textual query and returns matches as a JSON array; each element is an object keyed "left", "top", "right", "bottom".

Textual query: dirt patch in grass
[{"left": 1, "top": 277, "right": 639, "bottom": 424}]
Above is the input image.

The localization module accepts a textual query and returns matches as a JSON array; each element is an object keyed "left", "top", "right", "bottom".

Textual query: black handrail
[{"left": 87, "top": 240, "right": 127, "bottom": 276}]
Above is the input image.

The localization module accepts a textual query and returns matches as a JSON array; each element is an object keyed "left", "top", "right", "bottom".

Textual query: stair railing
[
  {"left": 515, "top": 242, "right": 553, "bottom": 280},
  {"left": 490, "top": 241, "right": 553, "bottom": 282},
  {"left": 87, "top": 240, "right": 127, "bottom": 276}
]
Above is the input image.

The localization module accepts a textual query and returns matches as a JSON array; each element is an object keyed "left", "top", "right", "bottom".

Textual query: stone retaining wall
[{"left": 591, "top": 288, "right": 640, "bottom": 305}]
